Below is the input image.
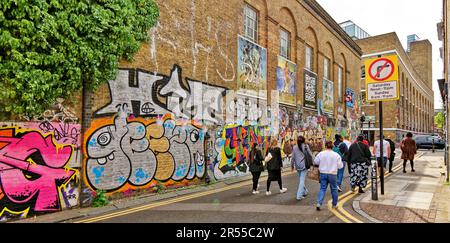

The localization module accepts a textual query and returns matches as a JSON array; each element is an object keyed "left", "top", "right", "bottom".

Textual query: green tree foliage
[
  {"left": 0, "top": 0, "right": 159, "bottom": 118},
  {"left": 435, "top": 112, "right": 445, "bottom": 129}
]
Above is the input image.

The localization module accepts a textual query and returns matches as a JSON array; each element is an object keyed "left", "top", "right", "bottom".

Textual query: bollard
[{"left": 371, "top": 157, "right": 378, "bottom": 201}]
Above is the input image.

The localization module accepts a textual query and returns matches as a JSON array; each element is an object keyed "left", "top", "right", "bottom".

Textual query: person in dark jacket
[
  {"left": 346, "top": 135, "right": 372, "bottom": 194},
  {"left": 249, "top": 143, "right": 264, "bottom": 194},
  {"left": 266, "top": 139, "right": 287, "bottom": 195},
  {"left": 385, "top": 136, "right": 396, "bottom": 173}
]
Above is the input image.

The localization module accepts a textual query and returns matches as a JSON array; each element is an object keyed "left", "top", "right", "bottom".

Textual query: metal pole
[{"left": 379, "top": 101, "right": 385, "bottom": 195}]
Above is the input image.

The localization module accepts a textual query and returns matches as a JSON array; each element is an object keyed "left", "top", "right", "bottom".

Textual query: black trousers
[
  {"left": 388, "top": 156, "right": 395, "bottom": 172},
  {"left": 403, "top": 160, "right": 414, "bottom": 171},
  {"left": 251, "top": 172, "right": 261, "bottom": 191},
  {"left": 267, "top": 170, "right": 283, "bottom": 191}
]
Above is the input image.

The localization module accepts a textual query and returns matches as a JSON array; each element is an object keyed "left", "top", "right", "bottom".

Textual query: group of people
[{"left": 247, "top": 132, "right": 418, "bottom": 211}]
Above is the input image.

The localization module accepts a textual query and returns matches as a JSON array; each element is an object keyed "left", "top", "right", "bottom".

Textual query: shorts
[{"left": 377, "top": 157, "right": 388, "bottom": 168}]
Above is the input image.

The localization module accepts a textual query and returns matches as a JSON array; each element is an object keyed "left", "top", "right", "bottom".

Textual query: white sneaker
[
  {"left": 266, "top": 191, "right": 272, "bottom": 196},
  {"left": 280, "top": 188, "right": 288, "bottom": 193},
  {"left": 252, "top": 190, "right": 260, "bottom": 195}
]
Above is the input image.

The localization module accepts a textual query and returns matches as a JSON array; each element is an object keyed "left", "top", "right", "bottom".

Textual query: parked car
[{"left": 414, "top": 135, "right": 445, "bottom": 150}]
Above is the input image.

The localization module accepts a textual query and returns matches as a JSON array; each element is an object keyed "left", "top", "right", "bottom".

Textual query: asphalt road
[{"left": 81, "top": 167, "right": 354, "bottom": 223}]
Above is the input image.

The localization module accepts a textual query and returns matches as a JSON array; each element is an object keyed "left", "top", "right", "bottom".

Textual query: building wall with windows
[
  {"left": 81, "top": 0, "right": 362, "bottom": 202},
  {"left": 356, "top": 32, "right": 434, "bottom": 144}
]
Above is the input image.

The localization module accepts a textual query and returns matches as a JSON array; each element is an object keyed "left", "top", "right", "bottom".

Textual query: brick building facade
[
  {"left": 357, "top": 33, "right": 434, "bottom": 144},
  {"left": 0, "top": 0, "right": 363, "bottom": 221}
]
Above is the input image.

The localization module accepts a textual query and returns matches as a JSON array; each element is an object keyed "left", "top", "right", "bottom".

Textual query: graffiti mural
[
  {"left": 84, "top": 112, "right": 206, "bottom": 193},
  {"left": 0, "top": 126, "right": 79, "bottom": 221},
  {"left": 211, "top": 124, "right": 270, "bottom": 180},
  {"left": 96, "top": 65, "right": 227, "bottom": 125}
]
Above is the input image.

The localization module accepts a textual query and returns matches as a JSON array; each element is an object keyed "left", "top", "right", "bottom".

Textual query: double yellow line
[
  {"left": 76, "top": 172, "right": 296, "bottom": 223},
  {"left": 329, "top": 153, "right": 422, "bottom": 223}
]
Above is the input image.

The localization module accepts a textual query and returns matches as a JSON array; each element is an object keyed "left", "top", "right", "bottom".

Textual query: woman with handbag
[
  {"left": 291, "top": 136, "right": 314, "bottom": 201},
  {"left": 314, "top": 141, "right": 344, "bottom": 211},
  {"left": 265, "top": 139, "right": 287, "bottom": 196},
  {"left": 249, "top": 143, "right": 264, "bottom": 194},
  {"left": 346, "top": 135, "right": 372, "bottom": 194}
]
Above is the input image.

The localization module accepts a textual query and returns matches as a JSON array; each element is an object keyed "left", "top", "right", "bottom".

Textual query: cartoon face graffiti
[
  {"left": 162, "top": 120, "right": 205, "bottom": 181},
  {"left": 85, "top": 114, "right": 157, "bottom": 191},
  {"left": 0, "top": 129, "right": 76, "bottom": 212}
]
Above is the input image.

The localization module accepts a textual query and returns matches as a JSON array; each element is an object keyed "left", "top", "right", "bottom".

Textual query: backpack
[
  {"left": 299, "top": 144, "right": 313, "bottom": 170},
  {"left": 333, "top": 143, "right": 345, "bottom": 158}
]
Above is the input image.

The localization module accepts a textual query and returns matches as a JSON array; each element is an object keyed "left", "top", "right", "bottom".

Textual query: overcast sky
[{"left": 316, "top": 0, "right": 444, "bottom": 109}]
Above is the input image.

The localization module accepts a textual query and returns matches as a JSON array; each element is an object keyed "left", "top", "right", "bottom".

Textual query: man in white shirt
[
  {"left": 314, "top": 141, "right": 344, "bottom": 211},
  {"left": 372, "top": 136, "right": 391, "bottom": 171}
]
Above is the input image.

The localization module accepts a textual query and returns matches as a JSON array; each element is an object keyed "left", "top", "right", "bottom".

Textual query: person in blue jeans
[
  {"left": 314, "top": 141, "right": 344, "bottom": 211},
  {"left": 291, "top": 136, "right": 314, "bottom": 201},
  {"left": 333, "top": 135, "right": 348, "bottom": 193}
]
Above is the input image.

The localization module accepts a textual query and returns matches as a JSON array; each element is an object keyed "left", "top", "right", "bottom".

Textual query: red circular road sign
[{"left": 368, "top": 58, "right": 395, "bottom": 82}]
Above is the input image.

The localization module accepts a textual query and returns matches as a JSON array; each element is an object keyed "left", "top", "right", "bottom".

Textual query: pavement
[{"left": 352, "top": 150, "right": 449, "bottom": 223}]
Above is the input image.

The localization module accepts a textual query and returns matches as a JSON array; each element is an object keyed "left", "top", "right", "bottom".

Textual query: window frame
[
  {"left": 305, "top": 45, "right": 314, "bottom": 71},
  {"left": 279, "top": 28, "right": 291, "bottom": 59},
  {"left": 338, "top": 66, "right": 343, "bottom": 103},
  {"left": 244, "top": 4, "right": 258, "bottom": 43},
  {"left": 324, "top": 57, "right": 330, "bottom": 80}
]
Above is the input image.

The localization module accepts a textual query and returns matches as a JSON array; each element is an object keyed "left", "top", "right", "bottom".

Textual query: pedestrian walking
[
  {"left": 385, "top": 136, "right": 396, "bottom": 173},
  {"left": 346, "top": 135, "right": 372, "bottom": 193},
  {"left": 333, "top": 135, "right": 348, "bottom": 193},
  {"left": 401, "top": 132, "right": 417, "bottom": 173},
  {"left": 265, "top": 139, "right": 287, "bottom": 195},
  {"left": 283, "top": 138, "right": 293, "bottom": 166},
  {"left": 291, "top": 136, "right": 314, "bottom": 201},
  {"left": 249, "top": 143, "right": 264, "bottom": 194},
  {"left": 314, "top": 141, "right": 344, "bottom": 211},
  {"left": 343, "top": 135, "right": 353, "bottom": 175},
  {"left": 373, "top": 136, "right": 391, "bottom": 173}
]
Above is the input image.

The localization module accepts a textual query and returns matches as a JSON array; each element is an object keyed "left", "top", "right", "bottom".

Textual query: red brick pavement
[{"left": 360, "top": 203, "right": 437, "bottom": 223}]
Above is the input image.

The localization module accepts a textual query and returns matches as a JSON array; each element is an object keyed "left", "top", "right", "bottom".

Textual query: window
[
  {"left": 305, "top": 45, "right": 313, "bottom": 71},
  {"left": 324, "top": 57, "right": 330, "bottom": 80},
  {"left": 338, "top": 67, "right": 343, "bottom": 102},
  {"left": 280, "top": 29, "right": 290, "bottom": 59},
  {"left": 244, "top": 5, "right": 258, "bottom": 42}
]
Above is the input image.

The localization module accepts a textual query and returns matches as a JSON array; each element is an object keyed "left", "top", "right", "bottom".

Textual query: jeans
[
  {"left": 251, "top": 172, "right": 261, "bottom": 191},
  {"left": 296, "top": 170, "right": 309, "bottom": 200},
  {"left": 337, "top": 160, "right": 346, "bottom": 187},
  {"left": 317, "top": 173, "right": 339, "bottom": 207}
]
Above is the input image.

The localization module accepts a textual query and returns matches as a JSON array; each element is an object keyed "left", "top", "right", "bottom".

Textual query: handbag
[
  {"left": 307, "top": 166, "right": 320, "bottom": 181},
  {"left": 264, "top": 152, "right": 272, "bottom": 166}
]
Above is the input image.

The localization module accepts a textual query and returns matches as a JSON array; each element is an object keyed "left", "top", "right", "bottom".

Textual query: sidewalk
[{"left": 353, "top": 151, "right": 450, "bottom": 223}]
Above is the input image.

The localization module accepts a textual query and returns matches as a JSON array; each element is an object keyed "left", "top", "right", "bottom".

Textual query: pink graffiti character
[{"left": 0, "top": 129, "right": 75, "bottom": 212}]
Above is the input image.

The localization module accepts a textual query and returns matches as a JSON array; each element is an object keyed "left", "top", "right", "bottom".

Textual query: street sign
[{"left": 365, "top": 55, "right": 400, "bottom": 102}]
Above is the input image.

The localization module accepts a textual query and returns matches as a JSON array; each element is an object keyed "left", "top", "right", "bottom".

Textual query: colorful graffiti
[
  {"left": 0, "top": 127, "right": 78, "bottom": 221},
  {"left": 95, "top": 65, "right": 227, "bottom": 125},
  {"left": 84, "top": 111, "right": 206, "bottom": 194},
  {"left": 211, "top": 124, "right": 270, "bottom": 180}
]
